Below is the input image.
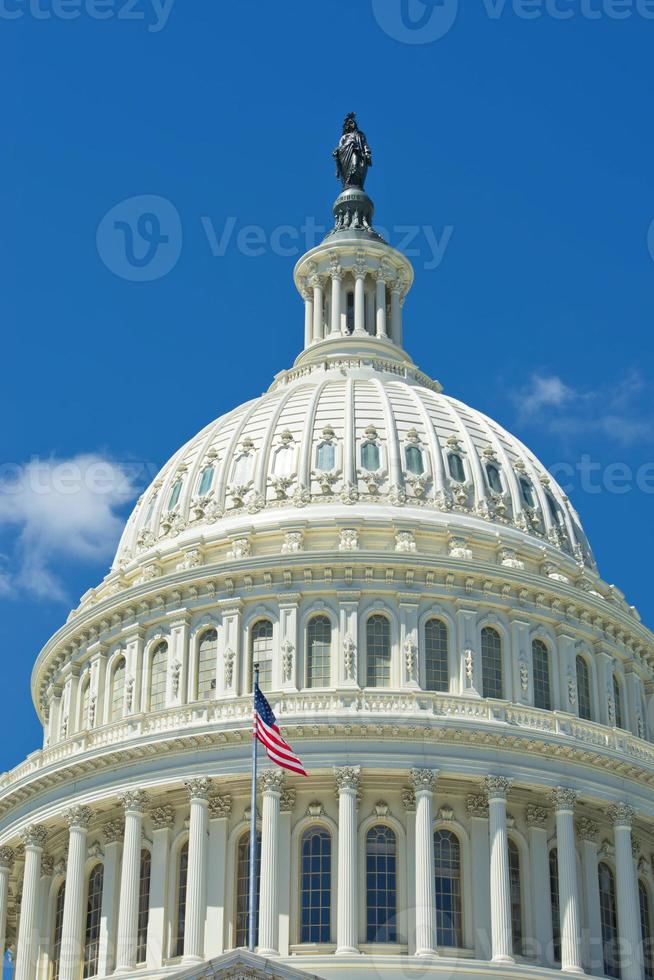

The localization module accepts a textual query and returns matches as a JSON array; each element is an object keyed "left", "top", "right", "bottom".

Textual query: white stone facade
[{"left": 2, "top": 150, "right": 654, "bottom": 980}]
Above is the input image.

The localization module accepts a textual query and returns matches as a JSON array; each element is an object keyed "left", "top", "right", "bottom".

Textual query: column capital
[
  {"left": 63, "top": 805, "right": 92, "bottom": 830},
  {"left": 150, "top": 804, "right": 176, "bottom": 830},
  {"left": 526, "top": 804, "right": 549, "bottom": 828},
  {"left": 102, "top": 820, "right": 125, "bottom": 844},
  {"left": 334, "top": 765, "right": 360, "bottom": 793},
  {"left": 119, "top": 790, "right": 149, "bottom": 813},
  {"left": 184, "top": 777, "right": 212, "bottom": 802},
  {"left": 19, "top": 825, "right": 47, "bottom": 850},
  {"left": 260, "top": 769, "right": 284, "bottom": 795},
  {"left": 608, "top": 802, "right": 635, "bottom": 828},
  {"left": 467, "top": 794, "right": 489, "bottom": 818},
  {"left": 0, "top": 847, "right": 15, "bottom": 870},
  {"left": 409, "top": 768, "right": 438, "bottom": 793},
  {"left": 576, "top": 817, "right": 600, "bottom": 842},
  {"left": 208, "top": 795, "right": 232, "bottom": 819},
  {"left": 485, "top": 775, "right": 513, "bottom": 801},
  {"left": 550, "top": 787, "right": 578, "bottom": 812}
]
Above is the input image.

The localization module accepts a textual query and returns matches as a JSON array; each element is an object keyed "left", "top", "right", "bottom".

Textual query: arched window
[
  {"left": 519, "top": 477, "right": 535, "bottom": 509},
  {"left": 508, "top": 839, "right": 523, "bottom": 956},
  {"left": 532, "top": 639, "right": 552, "bottom": 711},
  {"left": 79, "top": 677, "right": 90, "bottom": 730},
  {"left": 576, "top": 656, "right": 592, "bottom": 721},
  {"left": 197, "top": 629, "right": 217, "bottom": 700},
  {"left": 143, "top": 494, "right": 157, "bottom": 528},
  {"left": 110, "top": 657, "right": 126, "bottom": 722},
  {"left": 300, "top": 828, "right": 331, "bottom": 943},
  {"left": 405, "top": 445, "right": 424, "bottom": 475},
  {"left": 639, "top": 880, "right": 654, "bottom": 980},
  {"left": 149, "top": 642, "right": 168, "bottom": 712},
  {"left": 425, "top": 619, "right": 449, "bottom": 693},
  {"left": 167, "top": 478, "right": 183, "bottom": 511},
  {"left": 198, "top": 465, "right": 214, "bottom": 497},
  {"left": 136, "top": 849, "right": 151, "bottom": 964},
  {"left": 599, "top": 862, "right": 619, "bottom": 978},
  {"left": 236, "top": 831, "right": 261, "bottom": 948},
  {"left": 434, "top": 829, "right": 462, "bottom": 948},
  {"left": 250, "top": 620, "right": 273, "bottom": 692},
  {"left": 51, "top": 881, "right": 66, "bottom": 980},
  {"left": 346, "top": 291, "right": 354, "bottom": 333},
  {"left": 82, "top": 864, "right": 103, "bottom": 978},
  {"left": 486, "top": 463, "right": 503, "bottom": 494},
  {"left": 612, "top": 674, "right": 624, "bottom": 730},
  {"left": 366, "top": 615, "right": 391, "bottom": 688},
  {"left": 481, "top": 627, "right": 503, "bottom": 700},
  {"left": 307, "top": 616, "right": 331, "bottom": 688},
  {"left": 549, "top": 848, "right": 561, "bottom": 964},
  {"left": 366, "top": 825, "right": 397, "bottom": 943},
  {"left": 448, "top": 453, "right": 465, "bottom": 483},
  {"left": 361, "top": 442, "right": 380, "bottom": 472},
  {"left": 174, "top": 842, "right": 189, "bottom": 957},
  {"left": 232, "top": 452, "right": 254, "bottom": 485},
  {"left": 316, "top": 442, "right": 335, "bottom": 471},
  {"left": 545, "top": 491, "right": 562, "bottom": 526}
]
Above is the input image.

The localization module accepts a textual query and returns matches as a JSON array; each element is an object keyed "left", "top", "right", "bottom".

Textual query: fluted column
[
  {"left": 486, "top": 776, "right": 514, "bottom": 963},
  {"left": 467, "top": 795, "right": 491, "bottom": 959},
  {"left": 390, "top": 280, "right": 403, "bottom": 346},
  {"left": 353, "top": 265, "right": 366, "bottom": 335},
  {"left": 183, "top": 778, "right": 211, "bottom": 962},
  {"left": 258, "top": 770, "right": 283, "bottom": 956},
  {"left": 577, "top": 817, "right": 602, "bottom": 975},
  {"left": 205, "top": 796, "right": 231, "bottom": 959},
  {"left": 609, "top": 803, "right": 642, "bottom": 980},
  {"left": 411, "top": 769, "right": 438, "bottom": 956},
  {"left": 15, "top": 827, "right": 46, "bottom": 980},
  {"left": 375, "top": 270, "right": 387, "bottom": 338},
  {"left": 59, "top": 806, "right": 92, "bottom": 980},
  {"left": 146, "top": 806, "right": 175, "bottom": 969},
  {"left": 115, "top": 790, "right": 149, "bottom": 973},
  {"left": 551, "top": 788, "right": 584, "bottom": 974},
  {"left": 36, "top": 855, "right": 54, "bottom": 980},
  {"left": 0, "top": 848, "right": 14, "bottom": 980},
  {"left": 303, "top": 288, "right": 314, "bottom": 348},
  {"left": 335, "top": 766, "right": 360, "bottom": 955},
  {"left": 98, "top": 820, "right": 124, "bottom": 977},
  {"left": 311, "top": 277, "right": 324, "bottom": 342},
  {"left": 330, "top": 263, "right": 342, "bottom": 336},
  {"left": 527, "top": 804, "right": 553, "bottom": 967}
]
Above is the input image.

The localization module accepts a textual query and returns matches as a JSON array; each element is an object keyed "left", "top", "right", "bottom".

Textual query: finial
[{"left": 333, "top": 112, "right": 372, "bottom": 190}]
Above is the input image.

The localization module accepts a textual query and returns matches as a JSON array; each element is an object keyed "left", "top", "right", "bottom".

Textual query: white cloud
[
  {"left": 519, "top": 374, "right": 577, "bottom": 416},
  {"left": 0, "top": 455, "right": 140, "bottom": 603}
]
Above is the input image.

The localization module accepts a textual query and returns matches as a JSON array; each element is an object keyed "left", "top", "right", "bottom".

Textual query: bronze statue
[{"left": 333, "top": 113, "right": 372, "bottom": 189}]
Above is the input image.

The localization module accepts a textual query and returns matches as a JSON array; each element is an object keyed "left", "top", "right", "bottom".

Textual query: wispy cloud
[
  {"left": 0, "top": 455, "right": 141, "bottom": 603},
  {"left": 513, "top": 369, "right": 652, "bottom": 447}
]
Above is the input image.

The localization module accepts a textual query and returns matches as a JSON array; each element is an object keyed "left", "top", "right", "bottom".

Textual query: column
[
  {"left": 146, "top": 806, "right": 175, "bottom": 969},
  {"left": 577, "top": 817, "right": 602, "bottom": 975},
  {"left": 403, "top": 791, "right": 417, "bottom": 955},
  {"left": 15, "top": 827, "right": 46, "bottom": 980},
  {"left": 312, "top": 277, "right": 324, "bottom": 342},
  {"left": 527, "top": 804, "right": 553, "bottom": 966},
  {"left": 551, "top": 788, "right": 584, "bottom": 973},
  {"left": 183, "top": 778, "right": 211, "bottom": 962},
  {"left": 115, "top": 790, "right": 149, "bottom": 973},
  {"left": 97, "top": 820, "right": 124, "bottom": 977},
  {"left": 330, "top": 265, "right": 342, "bottom": 336},
  {"left": 390, "top": 280, "right": 403, "bottom": 346},
  {"left": 258, "top": 770, "right": 283, "bottom": 956},
  {"left": 485, "top": 776, "right": 514, "bottom": 963},
  {"left": 36, "top": 855, "right": 53, "bottom": 980},
  {"left": 303, "top": 288, "right": 314, "bottom": 348},
  {"left": 0, "top": 848, "right": 13, "bottom": 980},
  {"left": 467, "top": 795, "right": 492, "bottom": 960},
  {"left": 609, "top": 803, "right": 642, "bottom": 980},
  {"left": 375, "top": 271, "right": 387, "bottom": 338},
  {"left": 59, "top": 806, "right": 92, "bottom": 980},
  {"left": 278, "top": 789, "right": 295, "bottom": 956},
  {"left": 411, "top": 769, "right": 438, "bottom": 956},
  {"left": 205, "top": 796, "right": 231, "bottom": 959},
  {"left": 335, "top": 766, "right": 360, "bottom": 955},
  {"left": 353, "top": 269, "right": 366, "bottom": 335}
]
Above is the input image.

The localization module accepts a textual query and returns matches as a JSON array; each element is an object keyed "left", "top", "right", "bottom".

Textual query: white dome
[{"left": 115, "top": 351, "right": 593, "bottom": 574}]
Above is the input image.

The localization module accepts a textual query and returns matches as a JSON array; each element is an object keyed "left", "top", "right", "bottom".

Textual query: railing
[{"left": 1, "top": 691, "right": 653, "bottom": 795}]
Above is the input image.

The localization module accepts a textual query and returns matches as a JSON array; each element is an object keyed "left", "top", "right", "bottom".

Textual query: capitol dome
[{"left": 2, "top": 116, "right": 654, "bottom": 980}]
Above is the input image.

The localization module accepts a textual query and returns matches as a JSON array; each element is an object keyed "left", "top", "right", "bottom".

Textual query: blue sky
[{"left": 2, "top": 0, "right": 654, "bottom": 774}]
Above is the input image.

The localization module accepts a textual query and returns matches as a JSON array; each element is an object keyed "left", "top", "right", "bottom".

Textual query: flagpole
[{"left": 247, "top": 663, "right": 259, "bottom": 953}]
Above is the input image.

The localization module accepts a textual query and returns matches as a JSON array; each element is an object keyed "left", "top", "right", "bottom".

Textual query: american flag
[{"left": 254, "top": 683, "right": 307, "bottom": 776}]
